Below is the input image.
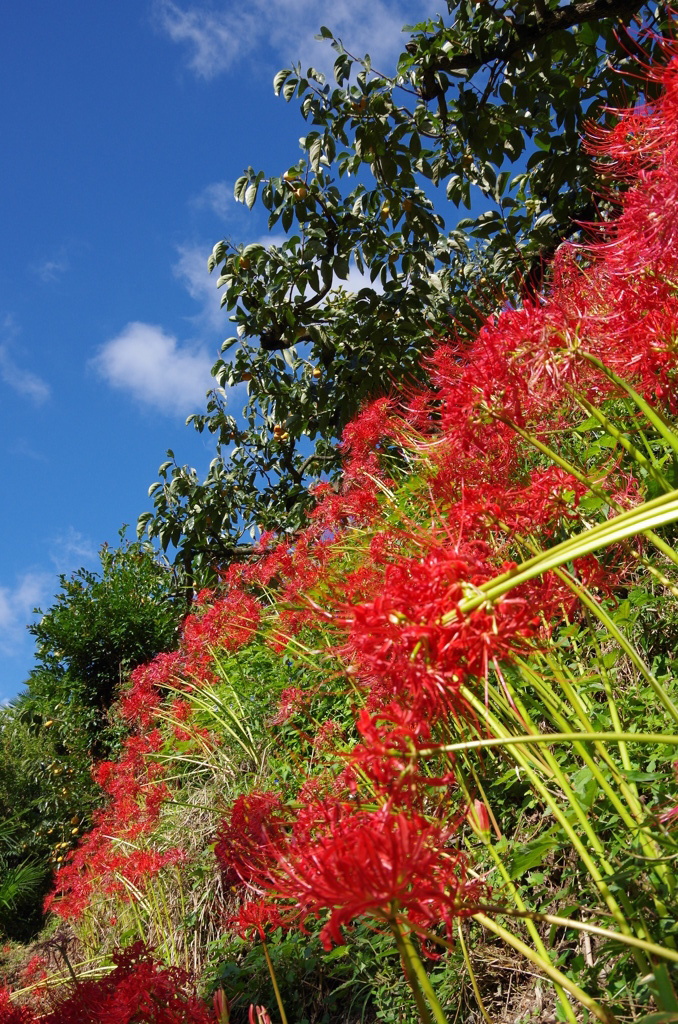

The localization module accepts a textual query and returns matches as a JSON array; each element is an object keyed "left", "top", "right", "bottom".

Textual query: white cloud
[
  {"left": 0, "top": 315, "right": 50, "bottom": 404},
  {"left": 153, "top": 0, "right": 442, "bottom": 80},
  {"left": 92, "top": 321, "right": 214, "bottom": 416},
  {"left": 0, "top": 571, "right": 52, "bottom": 655},
  {"left": 50, "top": 528, "right": 98, "bottom": 574},
  {"left": 343, "top": 262, "right": 384, "bottom": 295},
  {"left": 173, "top": 243, "right": 226, "bottom": 332},
  {"left": 153, "top": 0, "right": 246, "bottom": 79},
  {"left": 192, "top": 180, "right": 235, "bottom": 222},
  {"left": 33, "top": 249, "right": 70, "bottom": 284}
]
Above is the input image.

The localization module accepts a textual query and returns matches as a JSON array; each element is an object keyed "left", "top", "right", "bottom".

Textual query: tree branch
[{"left": 433, "top": 0, "right": 645, "bottom": 76}]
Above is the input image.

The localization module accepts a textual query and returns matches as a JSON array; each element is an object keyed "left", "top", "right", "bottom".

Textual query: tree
[
  {"left": 0, "top": 536, "right": 185, "bottom": 937},
  {"left": 23, "top": 533, "right": 183, "bottom": 729},
  {"left": 140, "top": 1, "right": 671, "bottom": 587}
]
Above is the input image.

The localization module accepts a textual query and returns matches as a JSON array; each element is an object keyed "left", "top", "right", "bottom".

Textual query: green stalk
[
  {"left": 392, "top": 920, "right": 448, "bottom": 1024},
  {"left": 391, "top": 923, "right": 434, "bottom": 1024},
  {"left": 509, "top": 659, "right": 644, "bottom": 835},
  {"left": 491, "top": 413, "right": 678, "bottom": 571},
  {"left": 457, "top": 766, "right": 577, "bottom": 1023},
  {"left": 456, "top": 922, "right": 493, "bottom": 1024},
  {"left": 570, "top": 391, "right": 674, "bottom": 493},
  {"left": 261, "top": 939, "right": 289, "bottom": 1024},
  {"left": 416, "top": 919, "right": 613, "bottom": 1023},
  {"left": 472, "top": 914, "right": 615, "bottom": 1022},
  {"left": 450, "top": 489, "right": 678, "bottom": 618},
  {"left": 458, "top": 686, "right": 641, "bottom": 950},
  {"left": 114, "top": 876, "right": 149, "bottom": 945},
  {"left": 578, "top": 351, "right": 678, "bottom": 460},
  {"left": 173, "top": 866, "right": 190, "bottom": 972},
  {"left": 474, "top": 905, "right": 678, "bottom": 965},
  {"left": 587, "top": 620, "right": 639, "bottom": 786},
  {"left": 420, "top": 730, "right": 678, "bottom": 756},
  {"left": 522, "top": 652, "right": 657, "bottom": 832},
  {"left": 551, "top": 566, "right": 678, "bottom": 726},
  {"left": 481, "top": 677, "right": 655, "bottom": 951},
  {"left": 489, "top": 666, "right": 673, "bottom": 937}
]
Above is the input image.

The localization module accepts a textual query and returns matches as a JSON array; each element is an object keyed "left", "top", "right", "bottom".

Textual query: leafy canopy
[{"left": 140, "top": 1, "right": 669, "bottom": 587}]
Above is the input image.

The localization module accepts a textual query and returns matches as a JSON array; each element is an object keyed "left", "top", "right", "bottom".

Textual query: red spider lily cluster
[
  {"left": 45, "top": 730, "right": 184, "bottom": 920},
  {"left": 217, "top": 793, "right": 481, "bottom": 951},
  {"left": 6, "top": 32, "right": 678, "bottom": 1024},
  {"left": 0, "top": 944, "right": 216, "bottom": 1024}
]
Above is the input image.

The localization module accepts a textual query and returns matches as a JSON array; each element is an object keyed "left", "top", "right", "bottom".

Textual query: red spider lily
[
  {"left": 248, "top": 1006, "right": 272, "bottom": 1024},
  {"left": 216, "top": 794, "right": 483, "bottom": 951},
  {"left": 344, "top": 545, "right": 540, "bottom": 716},
  {"left": 183, "top": 590, "right": 261, "bottom": 657},
  {"left": 0, "top": 989, "right": 36, "bottom": 1024},
  {"left": 231, "top": 899, "right": 284, "bottom": 942},
  {"left": 347, "top": 705, "right": 456, "bottom": 800},
  {"left": 214, "top": 791, "right": 287, "bottom": 892},
  {"left": 268, "top": 687, "right": 308, "bottom": 726},
  {"left": 17, "top": 943, "right": 214, "bottom": 1024},
  {"left": 46, "top": 731, "right": 182, "bottom": 920}
]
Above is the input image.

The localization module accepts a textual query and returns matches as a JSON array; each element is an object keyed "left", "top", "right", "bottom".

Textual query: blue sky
[{"left": 0, "top": 0, "right": 441, "bottom": 701}]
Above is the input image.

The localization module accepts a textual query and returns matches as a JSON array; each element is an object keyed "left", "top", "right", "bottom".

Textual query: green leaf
[
  {"left": 244, "top": 182, "right": 260, "bottom": 210},
  {"left": 273, "top": 69, "right": 291, "bottom": 96},
  {"left": 508, "top": 837, "right": 559, "bottom": 880}
]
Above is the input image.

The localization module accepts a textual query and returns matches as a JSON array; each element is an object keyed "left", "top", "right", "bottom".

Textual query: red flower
[{"left": 216, "top": 794, "right": 483, "bottom": 951}]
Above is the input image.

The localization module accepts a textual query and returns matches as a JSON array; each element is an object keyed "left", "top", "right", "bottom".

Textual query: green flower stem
[
  {"left": 390, "top": 921, "right": 434, "bottom": 1024},
  {"left": 476, "top": 679, "right": 650, "bottom": 943},
  {"left": 457, "top": 767, "right": 577, "bottom": 1023},
  {"left": 261, "top": 939, "right": 289, "bottom": 1024},
  {"left": 509, "top": 659, "right": 645, "bottom": 835},
  {"left": 421, "top": 730, "right": 678, "bottom": 756},
  {"left": 456, "top": 921, "right": 493, "bottom": 1024},
  {"left": 507, "top": 654, "right": 650, "bottom": 844},
  {"left": 449, "top": 489, "right": 678, "bottom": 620},
  {"left": 488, "top": 671, "right": 668, "bottom": 944},
  {"left": 578, "top": 350, "right": 678, "bottom": 460},
  {"left": 418, "top": 919, "right": 613, "bottom": 1023},
  {"left": 524, "top": 652, "right": 664, "bottom": 847},
  {"left": 474, "top": 905, "right": 678, "bottom": 965},
  {"left": 456, "top": 687, "right": 642, "bottom": 950},
  {"left": 472, "top": 914, "right": 616, "bottom": 1022},
  {"left": 173, "top": 866, "right": 190, "bottom": 972},
  {"left": 114, "top": 875, "right": 149, "bottom": 947},
  {"left": 392, "top": 920, "right": 448, "bottom": 1024},
  {"left": 589, "top": 624, "right": 640, "bottom": 784},
  {"left": 489, "top": 413, "right": 678, "bottom": 571},
  {"left": 570, "top": 391, "right": 673, "bottom": 493},
  {"left": 551, "top": 565, "right": 678, "bottom": 726}
]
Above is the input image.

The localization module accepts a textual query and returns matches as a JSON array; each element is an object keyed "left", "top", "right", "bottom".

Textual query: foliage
[
  {"left": 7, "top": 18, "right": 678, "bottom": 1024},
  {"left": 0, "top": 536, "right": 185, "bottom": 940},
  {"left": 24, "top": 532, "right": 183, "bottom": 728},
  {"left": 141, "top": 1, "right": 671, "bottom": 587},
  {"left": 0, "top": 824, "right": 44, "bottom": 942}
]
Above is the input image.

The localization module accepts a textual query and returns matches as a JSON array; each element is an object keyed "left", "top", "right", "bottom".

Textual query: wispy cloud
[
  {"left": 192, "top": 180, "right": 235, "bottom": 222},
  {"left": 153, "top": 0, "right": 442, "bottom": 80},
  {"left": 33, "top": 248, "right": 70, "bottom": 284},
  {"left": 153, "top": 0, "right": 244, "bottom": 79},
  {"left": 7, "top": 438, "right": 48, "bottom": 462},
  {"left": 0, "top": 571, "right": 52, "bottom": 656},
  {"left": 92, "top": 321, "right": 214, "bottom": 416},
  {"left": 50, "top": 528, "right": 98, "bottom": 574},
  {"left": 173, "top": 243, "right": 226, "bottom": 332},
  {"left": 0, "top": 315, "right": 50, "bottom": 404}
]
